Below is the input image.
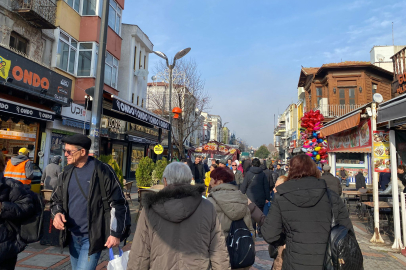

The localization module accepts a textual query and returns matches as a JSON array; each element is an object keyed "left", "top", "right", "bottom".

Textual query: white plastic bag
[{"left": 107, "top": 247, "right": 130, "bottom": 270}]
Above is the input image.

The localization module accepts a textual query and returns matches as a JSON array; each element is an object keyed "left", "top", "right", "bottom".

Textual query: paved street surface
[{"left": 14, "top": 189, "right": 406, "bottom": 270}]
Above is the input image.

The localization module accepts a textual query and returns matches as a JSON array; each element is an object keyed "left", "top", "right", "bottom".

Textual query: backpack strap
[
  {"left": 325, "top": 188, "right": 336, "bottom": 227},
  {"left": 247, "top": 175, "right": 256, "bottom": 189}
]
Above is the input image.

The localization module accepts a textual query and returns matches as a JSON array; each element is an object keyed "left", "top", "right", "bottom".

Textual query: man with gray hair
[
  {"left": 127, "top": 162, "right": 230, "bottom": 270},
  {"left": 320, "top": 165, "right": 342, "bottom": 196}
]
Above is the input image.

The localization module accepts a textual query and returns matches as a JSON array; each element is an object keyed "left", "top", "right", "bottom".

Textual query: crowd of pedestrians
[{"left": 0, "top": 143, "right": 371, "bottom": 270}]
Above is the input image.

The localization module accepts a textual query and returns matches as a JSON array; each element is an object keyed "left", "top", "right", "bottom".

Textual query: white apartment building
[
  {"left": 370, "top": 45, "right": 406, "bottom": 72},
  {"left": 201, "top": 112, "right": 222, "bottom": 142},
  {"left": 117, "top": 23, "right": 153, "bottom": 106}
]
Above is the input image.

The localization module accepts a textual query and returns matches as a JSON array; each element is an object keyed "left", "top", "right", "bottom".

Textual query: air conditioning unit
[{"left": 319, "top": 98, "right": 328, "bottom": 116}]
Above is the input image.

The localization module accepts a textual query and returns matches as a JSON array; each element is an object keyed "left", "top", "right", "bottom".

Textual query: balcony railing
[
  {"left": 12, "top": 0, "right": 56, "bottom": 29},
  {"left": 315, "top": 104, "right": 364, "bottom": 118}
]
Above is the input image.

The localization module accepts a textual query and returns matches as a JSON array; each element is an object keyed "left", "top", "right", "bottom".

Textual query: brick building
[{"left": 298, "top": 61, "right": 393, "bottom": 119}]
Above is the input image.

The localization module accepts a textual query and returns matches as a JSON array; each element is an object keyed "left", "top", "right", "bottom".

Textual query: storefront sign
[
  {"left": 112, "top": 97, "right": 170, "bottom": 130},
  {"left": 101, "top": 116, "right": 126, "bottom": 138},
  {"left": 373, "top": 131, "right": 390, "bottom": 172},
  {"left": 292, "top": 131, "right": 297, "bottom": 140},
  {"left": 154, "top": 144, "right": 164, "bottom": 155},
  {"left": 61, "top": 103, "right": 90, "bottom": 122},
  {"left": 0, "top": 130, "right": 36, "bottom": 142},
  {"left": 128, "top": 123, "right": 159, "bottom": 137},
  {"left": 0, "top": 46, "right": 72, "bottom": 105},
  {"left": 327, "top": 120, "right": 371, "bottom": 152},
  {"left": 0, "top": 98, "right": 54, "bottom": 121},
  {"left": 289, "top": 140, "right": 296, "bottom": 149},
  {"left": 395, "top": 72, "right": 406, "bottom": 94}
]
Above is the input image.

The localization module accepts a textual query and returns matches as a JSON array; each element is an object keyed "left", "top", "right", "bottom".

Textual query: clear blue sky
[{"left": 123, "top": 0, "right": 406, "bottom": 147}]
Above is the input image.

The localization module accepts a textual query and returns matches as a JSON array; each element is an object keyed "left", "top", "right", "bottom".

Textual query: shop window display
[
  {"left": 336, "top": 153, "right": 365, "bottom": 165},
  {"left": 131, "top": 146, "right": 144, "bottom": 174},
  {"left": 112, "top": 144, "right": 127, "bottom": 175}
]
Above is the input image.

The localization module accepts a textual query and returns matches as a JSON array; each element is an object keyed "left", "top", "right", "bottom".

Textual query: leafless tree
[{"left": 148, "top": 58, "right": 211, "bottom": 158}]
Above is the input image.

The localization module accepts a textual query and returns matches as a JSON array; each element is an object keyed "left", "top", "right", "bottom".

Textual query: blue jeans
[
  {"left": 346, "top": 178, "right": 350, "bottom": 187},
  {"left": 69, "top": 235, "right": 101, "bottom": 270}
]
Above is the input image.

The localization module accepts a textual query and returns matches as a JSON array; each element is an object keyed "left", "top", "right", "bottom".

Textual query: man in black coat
[
  {"left": 320, "top": 165, "right": 342, "bottom": 196},
  {"left": 241, "top": 158, "right": 270, "bottom": 235},
  {"left": 355, "top": 170, "right": 366, "bottom": 190},
  {"left": 0, "top": 177, "right": 34, "bottom": 269},
  {"left": 379, "top": 172, "right": 391, "bottom": 190},
  {"left": 189, "top": 155, "right": 204, "bottom": 184},
  {"left": 269, "top": 166, "right": 279, "bottom": 187},
  {"left": 275, "top": 164, "right": 286, "bottom": 177},
  {"left": 260, "top": 159, "right": 274, "bottom": 191},
  {"left": 242, "top": 158, "right": 252, "bottom": 175}
]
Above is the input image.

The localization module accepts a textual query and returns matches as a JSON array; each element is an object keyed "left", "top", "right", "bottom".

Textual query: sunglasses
[
  {"left": 63, "top": 149, "right": 81, "bottom": 156},
  {"left": 232, "top": 165, "right": 237, "bottom": 167}
]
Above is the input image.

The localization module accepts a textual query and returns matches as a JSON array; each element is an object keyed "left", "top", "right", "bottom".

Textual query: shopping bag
[
  {"left": 263, "top": 201, "right": 271, "bottom": 216},
  {"left": 107, "top": 247, "right": 130, "bottom": 270}
]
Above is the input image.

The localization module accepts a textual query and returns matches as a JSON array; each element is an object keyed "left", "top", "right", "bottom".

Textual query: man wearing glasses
[
  {"left": 231, "top": 161, "right": 243, "bottom": 189},
  {"left": 50, "top": 134, "right": 130, "bottom": 270}
]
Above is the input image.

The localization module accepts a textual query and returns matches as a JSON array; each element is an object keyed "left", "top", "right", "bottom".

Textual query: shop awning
[
  {"left": 0, "top": 97, "right": 55, "bottom": 121},
  {"left": 377, "top": 94, "right": 406, "bottom": 124},
  {"left": 328, "top": 146, "right": 371, "bottom": 153},
  {"left": 320, "top": 111, "right": 361, "bottom": 137}
]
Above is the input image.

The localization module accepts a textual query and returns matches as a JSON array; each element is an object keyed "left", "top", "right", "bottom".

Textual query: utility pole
[{"left": 89, "top": 0, "right": 110, "bottom": 157}]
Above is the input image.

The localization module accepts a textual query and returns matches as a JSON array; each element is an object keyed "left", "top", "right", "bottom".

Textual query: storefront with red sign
[{"left": 325, "top": 119, "right": 372, "bottom": 185}]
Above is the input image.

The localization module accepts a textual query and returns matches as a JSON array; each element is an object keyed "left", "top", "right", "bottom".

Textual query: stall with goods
[{"left": 188, "top": 141, "right": 240, "bottom": 161}]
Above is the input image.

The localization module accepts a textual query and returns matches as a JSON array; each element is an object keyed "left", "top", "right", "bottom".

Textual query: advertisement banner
[
  {"left": 188, "top": 141, "right": 241, "bottom": 161},
  {"left": 373, "top": 131, "right": 390, "bottom": 172},
  {"left": 0, "top": 46, "right": 72, "bottom": 105},
  {"left": 327, "top": 119, "right": 372, "bottom": 152},
  {"left": 0, "top": 98, "right": 54, "bottom": 121}
]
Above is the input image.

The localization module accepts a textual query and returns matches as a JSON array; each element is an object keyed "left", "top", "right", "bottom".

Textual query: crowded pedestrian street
[{"left": 2, "top": 0, "right": 406, "bottom": 270}]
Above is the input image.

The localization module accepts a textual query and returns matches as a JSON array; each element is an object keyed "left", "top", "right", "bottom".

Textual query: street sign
[{"left": 154, "top": 144, "right": 164, "bottom": 155}]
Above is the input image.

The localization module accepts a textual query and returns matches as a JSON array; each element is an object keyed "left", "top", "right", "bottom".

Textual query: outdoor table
[
  {"left": 342, "top": 191, "right": 373, "bottom": 219},
  {"left": 362, "top": 201, "right": 394, "bottom": 235}
]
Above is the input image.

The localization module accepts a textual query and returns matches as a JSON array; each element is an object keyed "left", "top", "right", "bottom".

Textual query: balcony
[
  {"left": 316, "top": 104, "right": 365, "bottom": 118},
  {"left": 12, "top": 0, "right": 56, "bottom": 29},
  {"left": 274, "top": 125, "right": 286, "bottom": 136}
]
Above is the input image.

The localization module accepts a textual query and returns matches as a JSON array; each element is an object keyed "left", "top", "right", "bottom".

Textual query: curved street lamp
[{"left": 153, "top": 48, "right": 191, "bottom": 160}]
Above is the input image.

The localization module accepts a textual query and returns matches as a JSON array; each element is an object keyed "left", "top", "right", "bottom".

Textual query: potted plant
[
  {"left": 99, "top": 154, "right": 123, "bottom": 187},
  {"left": 151, "top": 158, "right": 168, "bottom": 186},
  {"left": 135, "top": 156, "right": 156, "bottom": 188}
]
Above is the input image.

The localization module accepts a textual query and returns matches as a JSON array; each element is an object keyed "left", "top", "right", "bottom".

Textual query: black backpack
[
  {"left": 226, "top": 219, "right": 255, "bottom": 269},
  {"left": 323, "top": 189, "right": 363, "bottom": 270},
  {"left": 7, "top": 190, "right": 44, "bottom": 244}
]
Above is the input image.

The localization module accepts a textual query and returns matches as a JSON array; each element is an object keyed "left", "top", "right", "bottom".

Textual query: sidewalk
[{"left": 14, "top": 190, "right": 406, "bottom": 269}]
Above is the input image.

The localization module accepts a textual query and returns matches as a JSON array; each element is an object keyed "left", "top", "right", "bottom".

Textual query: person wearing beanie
[
  {"left": 320, "top": 165, "right": 342, "bottom": 196},
  {"left": 4, "top": 147, "right": 34, "bottom": 189}
]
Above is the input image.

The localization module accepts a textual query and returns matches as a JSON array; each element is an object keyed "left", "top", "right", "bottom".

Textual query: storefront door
[{"left": 130, "top": 144, "right": 145, "bottom": 180}]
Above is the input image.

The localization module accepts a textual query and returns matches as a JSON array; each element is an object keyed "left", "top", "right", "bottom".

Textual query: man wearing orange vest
[{"left": 4, "top": 147, "right": 34, "bottom": 189}]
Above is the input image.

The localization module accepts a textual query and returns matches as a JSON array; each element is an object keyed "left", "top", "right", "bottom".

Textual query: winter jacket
[
  {"left": 207, "top": 183, "right": 254, "bottom": 270},
  {"left": 355, "top": 172, "right": 366, "bottom": 190},
  {"left": 271, "top": 171, "right": 279, "bottom": 185},
  {"left": 398, "top": 173, "right": 406, "bottom": 193},
  {"left": 261, "top": 176, "right": 353, "bottom": 270},
  {"left": 320, "top": 172, "right": 342, "bottom": 196},
  {"left": 233, "top": 170, "right": 244, "bottom": 189},
  {"left": 238, "top": 164, "right": 244, "bottom": 174},
  {"left": 127, "top": 184, "right": 231, "bottom": 270},
  {"left": 0, "top": 177, "right": 35, "bottom": 263},
  {"left": 50, "top": 157, "right": 131, "bottom": 256},
  {"left": 240, "top": 167, "right": 271, "bottom": 209},
  {"left": 261, "top": 164, "right": 274, "bottom": 190},
  {"left": 41, "top": 156, "right": 61, "bottom": 190},
  {"left": 189, "top": 161, "right": 205, "bottom": 184},
  {"left": 379, "top": 180, "right": 405, "bottom": 195},
  {"left": 379, "top": 172, "right": 391, "bottom": 190},
  {"left": 275, "top": 169, "right": 286, "bottom": 177},
  {"left": 339, "top": 169, "right": 348, "bottom": 179}
]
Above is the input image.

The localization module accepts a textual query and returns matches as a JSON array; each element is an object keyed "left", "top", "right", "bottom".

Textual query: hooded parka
[
  {"left": 261, "top": 176, "right": 353, "bottom": 270},
  {"left": 208, "top": 183, "right": 254, "bottom": 270},
  {"left": 0, "top": 177, "right": 34, "bottom": 263},
  {"left": 41, "top": 156, "right": 61, "bottom": 190},
  {"left": 240, "top": 166, "right": 270, "bottom": 209},
  {"left": 127, "top": 184, "right": 230, "bottom": 270}
]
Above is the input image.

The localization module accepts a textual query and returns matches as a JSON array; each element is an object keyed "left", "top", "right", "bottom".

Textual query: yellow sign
[
  {"left": 154, "top": 144, "right": 164, "bottom": 155},
  {"left": 0, "top": 55, "right": 11, "bottom": 80}
]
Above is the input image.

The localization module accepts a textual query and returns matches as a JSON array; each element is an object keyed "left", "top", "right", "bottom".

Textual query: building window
[
  {"left": 77, "top": 42, "right": 98, "bottom": 77},
  {"left": 82, "top": 0, "right": 98, "bottom": 15},
  {"left": 349, "top": 88, "right": 355, "bottom": 105},
  {"left": 316, "top": 87, "right": 322, "bottom": 106},
  {"left": 141, "top": 99, "right": 144, "bottom": 107},
  {"left": 372, "top": 83, "right": 377, "bottom": 95},
  {"left": 339, "top": 89, "right": 345, "bottom": 105},
  {"left": 65, "top": 0, "right": 80, "bottom": 13},
  {"left": 57, "top": 31, "right": 77, "bottom": 74},
  {"left": 139, "top": 51, "right": 142, "bottom": 69},
  {"left": 133, "top": 46, "right": 137, "bottom": 71},
  {"left": 131, "top": 93, "right": 134, "bottom": 103},
  {"left": 137, "top": 96, "right": 139, "bottom": 105},
  {"left": 105, "top": 52, "right": 119, "bottom": 89},
  {"left": 108, "top": 0, "right": 122, "bottom": 35},
  {"left": 144, "top": 55, "right": 146, "bottom": 70},
  {"left": 9, "top": 32, "right": 28, "bottom": 54}
]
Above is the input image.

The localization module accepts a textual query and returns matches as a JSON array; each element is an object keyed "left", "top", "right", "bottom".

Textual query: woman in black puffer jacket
[
  {"left": 0, "top": 173, "right": 34, "bottom": 269},
  {"left": 261, "top": 155, "right": 354, "bottom": 270}
]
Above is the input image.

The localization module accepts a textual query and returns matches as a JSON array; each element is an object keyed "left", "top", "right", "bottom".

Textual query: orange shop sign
[{"left": 396, "top": 72, "right": 406, "bottom": 95}]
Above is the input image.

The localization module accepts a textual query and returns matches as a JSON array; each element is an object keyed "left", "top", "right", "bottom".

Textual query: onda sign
[
  {"left": 0, "top": 46, "right": 72, "bottom": 105},
  {"left": 112, "top": 98, "right": 170, "bottom": 130}
]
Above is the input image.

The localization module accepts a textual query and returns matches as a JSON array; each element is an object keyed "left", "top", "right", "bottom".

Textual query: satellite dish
[
  {"left": 373, "top": 93, "right": 383, "bottom": 103},
  {"left": 376, "top": 54, "right": 385, "bottom": 62}
]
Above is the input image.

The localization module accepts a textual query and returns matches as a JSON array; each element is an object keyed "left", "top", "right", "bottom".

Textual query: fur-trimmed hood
[{"left": 143, "top": 184, "right": 206, "bottom": 223}]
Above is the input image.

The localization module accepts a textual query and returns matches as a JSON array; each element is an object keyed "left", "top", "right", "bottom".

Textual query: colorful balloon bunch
[{"left": 300, "top": 110, "right": 328, "bottom": 164}]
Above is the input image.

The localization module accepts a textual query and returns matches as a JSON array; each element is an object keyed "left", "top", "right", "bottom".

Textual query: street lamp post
[{"left": 153, "top": 48, "right": 191, "bottom": 161}]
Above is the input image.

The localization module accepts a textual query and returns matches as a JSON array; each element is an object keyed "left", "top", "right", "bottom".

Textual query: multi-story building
[
  {"left": 370, "top": 45, "right": 405, "bottom": 73},
  {"left": 298, "top": 62, "right": 393, "bottom": 119},
  {"left": 201, "top": 112, "right": 222, "bottom": 142},
  {"left": 118, "top": 23, "right": 152, "bottom": 108}
]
